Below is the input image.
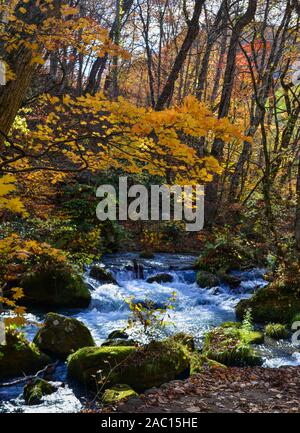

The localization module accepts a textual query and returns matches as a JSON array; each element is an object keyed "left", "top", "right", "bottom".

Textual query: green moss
[
  {"left": 169, "top": 333, "right": 195, "bottom": 351},
  {"left": 102, "top": 384, "right": 138, "bottom": 404},
  {"left": 265, "top": 323, "right": 289, "bottom": 340},
  {"left": 146, "top": 273, "right": 173, "bottom": 284},
  {"left": 196, "top": 271, "right": 220, "bottom": 288},
  {"left": 290, "top": 313, "right": 300, "bottom": 325},
  {"left": 33, "top": 313, "right": 95, "bottom": 359},
  {"left": 190, "top": 353, "right": 226, "bottom": 375},
  {"left": 21, "top": 268, "right": 91, "bottom": 308},
  {"left": 23, "top": 378, "right": 57, "bottom": 405},
  {"left": 0, "top": 330, "right": 51, "bottom": 379},
  {"left": 236, "top": 281, "right": 300, "bottom": 323},
  {"left": 202, "top": 325, "right": 262, "bottom": 367},
  {"left": 67, "top": 339, "right": 189, "bottom": 392}
]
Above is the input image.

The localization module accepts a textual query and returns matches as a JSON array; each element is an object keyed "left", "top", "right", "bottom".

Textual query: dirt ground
[{"left": 103, "top": 366, "right": 300, "bottom": 413}]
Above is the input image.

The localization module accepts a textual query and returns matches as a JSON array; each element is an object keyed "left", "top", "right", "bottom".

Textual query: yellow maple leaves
[{"left": 0, "top": 175, "right": 28, "bottom": 217}]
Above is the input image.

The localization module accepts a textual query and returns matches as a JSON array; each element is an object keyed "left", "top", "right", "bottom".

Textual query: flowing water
[{"left": 1, "top": 252, "right": 300, "bottom": 413}]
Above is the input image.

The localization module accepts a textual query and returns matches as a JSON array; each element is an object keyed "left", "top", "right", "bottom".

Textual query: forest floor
[{"left": 102, "top": 366, "right": 300, "bottom": 413}]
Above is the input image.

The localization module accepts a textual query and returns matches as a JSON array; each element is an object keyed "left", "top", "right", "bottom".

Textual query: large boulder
[
  {"left": 0, "top": 330, "right": 51, "bottom": 379},
  {"left": 146, "top": 273, "right": 174, "bottom": 284},
  {"left": 23, "top": 378, "right": 57, "bottom": 405},
  {"left": 102, "top": 384, "right": 138, "bottom": 404},
  {"left": 195, "top": 242, "right": 253, "bottom": 273},
  {"left": 236, "top": 279, "right": 300, "bottom": 323},
  {"left": 202, "top": 324, "right": 263, "bottom": 367},
  {"left": 21, "top": 268, "right": 91, "bottom": 308},
  {"left": 89, "top": 265, "right": 117, "bottom": 284},
  {"left": 68, "top": 338, "right": 189, "bottom": 392},
  {"left": 33, "top": 313, "right": 95, "bottom": 359}
]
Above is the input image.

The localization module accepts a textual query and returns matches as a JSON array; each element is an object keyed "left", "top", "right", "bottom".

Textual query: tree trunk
[{"left": 155, "top": 0, "right": 205, "bottom": 111}]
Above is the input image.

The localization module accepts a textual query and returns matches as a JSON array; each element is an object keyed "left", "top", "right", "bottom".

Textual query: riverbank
[{"left": 103, "top": 365, "right": 300, "bottom": 413}]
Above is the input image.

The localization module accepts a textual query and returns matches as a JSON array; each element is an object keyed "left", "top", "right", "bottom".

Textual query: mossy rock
[
  {"left": 190, "top": 353, "right": 227, "bottom": 375},
  {"left": 101, "top": 339, "right": 138, "bottom": 347},
  {"left": 33, "top": 313, "right": 95, "bottom": 359},
  {"left": 108, "top": 330, "right": 128, "bottom": 340},
  {"left": 0, "top": 330, "right": 51, "bottom": 379},
  {"left": 219, "top": 322, "right": 264, "bottom": 344},
  {"left": 21, "top": 268, "right": 91, "bottom": 308},
  {"left": 89, "top": 265, "right": 117, "bottom": 284},
  {"left": 196, "top": 271, "right": 220, "bottom": 288},
  {"left": 67, "top": 338, "right": 189, "bottom": 392},
  {"left": 23, "top": 378, "right": 57, "bottom": 405},
  {"left": 169, "top": 333, "right": 195, "bottom": 352},
  {"left": 195, "top": 243, "right": 252, "bottom": 273},
  {"left": 102, "top": 384, "right": 138, "bottom": 404},
  {"left": 139, "top": 251, "right": 155, "bottom": 259},
  {"left": 202, "top": 326, "right": 262, "bottom": 367},
  {"left": 236, "top": 280, "right": 300, "bottom": 323},
  {"left": 265, "top": 323, "right": 289, "bottom": 340},
  {"left": 146, "top": 273, "right": 174, "bottom": 284}
]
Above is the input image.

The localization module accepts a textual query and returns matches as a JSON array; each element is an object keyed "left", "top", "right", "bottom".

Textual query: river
[{"left": 1, "top": 252, "right": 300, "bottom": 412}]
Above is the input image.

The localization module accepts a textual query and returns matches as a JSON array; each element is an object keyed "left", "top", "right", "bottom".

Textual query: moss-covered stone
[
  {"left": 33, "top": 313, "right": 95, "bottom": 359},
  {"left": 89, "top": 265, "right": 117, "bottom": 284},
  {"left": 21, "top": 268, "right": 91, "bottom": 308},
  {"left": 23, "top": 378, "right": 57, "bottom": 405},
  {"left": 101, "top": 339, "right": 138, "bottom": 347},
  {"left": 139, "top": 251, "right": 155, "bottom": 259},
  {"left": 190, "top": 353, "right": 227, "bottom": 375},
  {"left": 146, "top": 273, "right": 174, "bottom": 284},
  {"left": 236, "top": 280, "right": 300, "bottom": 323},
  {"left": 265, "top": 323, "right": 289, "bottom": 340},
  {"left": 169, "top": 333, "right": 195, "bottom": 352},
  {"left": 219, "top": 322, "right": 264, "bottom": 344},
  {"left": 102, "top": 384, "right": 138, "bottom": 404},
  {"left": 108, "top": 330, "right": 129, "bottom": 340},
  {"left": 67, "top": 338, "right": 189, "bottom": 392},
  {"left": 0, "top": 330, "right": 51, "bottom": 379},
  {"left": 202, "top": 325, "right": 262, "bottom": 367},
  {"left": 196, "top": 271, "right": 220, "bottom": 288},
  {"left": 195, "top": 243, "right": 253, "bottom": 273}
]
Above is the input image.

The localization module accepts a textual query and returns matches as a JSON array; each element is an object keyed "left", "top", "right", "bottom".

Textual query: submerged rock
[
  {"left": 139, "top": 251, "right": 155, "bottom": 259},
  {"left": 146, "top": 273, "right": 174, "bottom": 284},
  {"left": 196, "top": 271, "right": 220, "bottom": 288},
  {"left": 89, "top": 264, "right": 117, "bottom": 284},
  {"left": 0, "top": 330, "right": 51, "bottom": 379},
  {"left": 23, "top": 378, "right": 57, "bottom": 405},
  {"left": 217, "top": 271, "right": 242, "bottom": 288},
  {"left": 102, "top": 384, "right": 138, "bottom": 404},
  {"left": 68, "top": 338, "right": 189, "bottom": 392},
  {"left": 33, "top": 313, "right": 95, "bottom": 359},
  {"left": 21, "top": 268, "right": 91, "bottom": 308}
]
